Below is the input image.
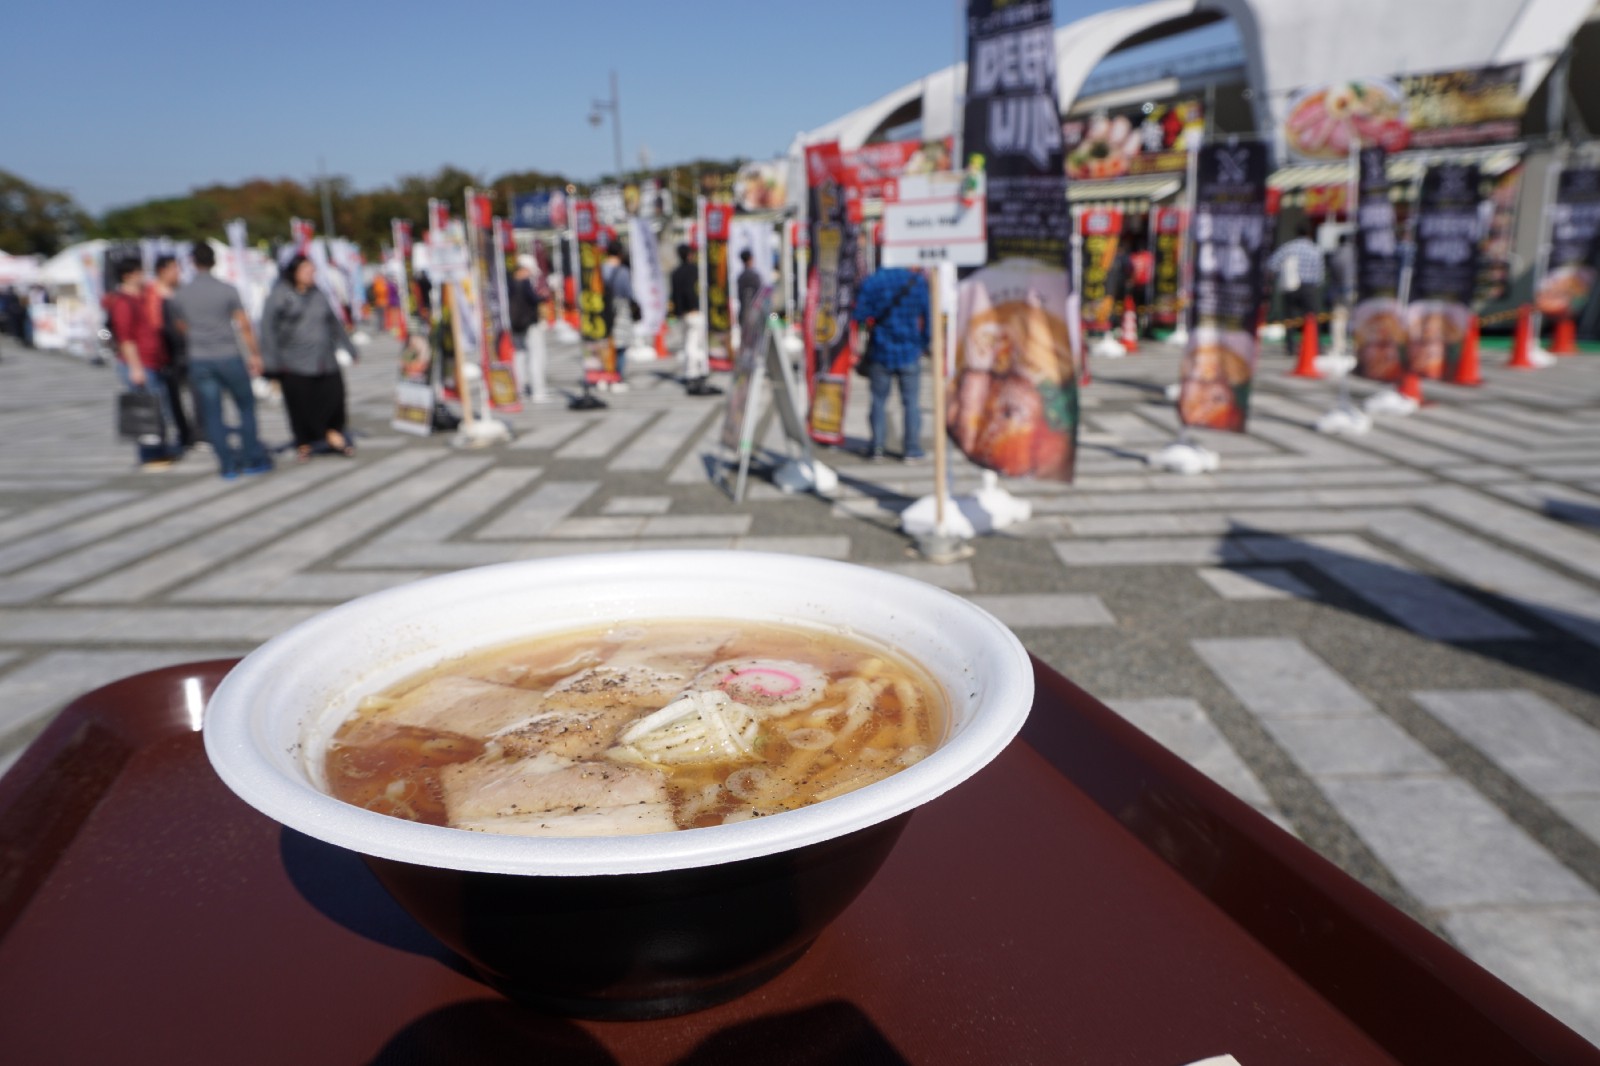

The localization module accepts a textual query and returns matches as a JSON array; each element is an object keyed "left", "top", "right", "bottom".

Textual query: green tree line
[{"left": 2, "top": 159, "right": 750, "bottom": 259}]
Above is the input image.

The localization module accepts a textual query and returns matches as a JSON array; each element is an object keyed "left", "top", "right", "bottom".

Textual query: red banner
[
  {"left": 1080, "top": 208, "right": 1123, "bottom": 332},
  {"left": 802, "top": 142, "right": 860, "bottom": 445}
]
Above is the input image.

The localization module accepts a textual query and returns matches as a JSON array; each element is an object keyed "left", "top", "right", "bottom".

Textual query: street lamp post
[{"left": 589, "top": 70, "right": 624, "bottom": 181}]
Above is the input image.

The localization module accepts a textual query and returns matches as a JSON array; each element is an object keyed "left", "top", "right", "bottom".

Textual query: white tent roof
[
  {"left": 0, "top": 252, "right": 42, "bottom": 288},
  {"left": 791, "top": 0, "right": 1595, "bottom": 159},
  {"left": 37, "top": 240, "right": 109, "bottom": 289},
  {"left": 790, "top": 0, "right": 1200, "bottom": 156}
]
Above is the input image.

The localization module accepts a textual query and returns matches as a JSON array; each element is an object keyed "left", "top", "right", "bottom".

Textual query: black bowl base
[{"left": 482, "top": 940, "right": 814, "bottom": 1021}]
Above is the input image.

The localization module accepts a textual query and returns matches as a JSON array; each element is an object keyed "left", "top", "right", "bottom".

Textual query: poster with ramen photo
[
  {"left": 1409, "top": 163, "right": 1481, "bottom": 380},
  {"left": 1176, "top": 327, "right": 1256, "bottom": 432},
  {"left": 1538, "top": 166, "right": 1600, "bottom": 321},
  {"left": 948, "top": 260, "right": 1078, "bottom": 481},
  {"left": 1351, "top": 147, "right": 1406, "bottom": 382},
  {"left": 1176, "top": 140, "right": 1268, "bottom": 432}
]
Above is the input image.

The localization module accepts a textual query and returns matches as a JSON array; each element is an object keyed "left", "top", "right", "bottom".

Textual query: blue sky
[{"left": 11, "top": 0, "right": 1232, "bottom": 212}]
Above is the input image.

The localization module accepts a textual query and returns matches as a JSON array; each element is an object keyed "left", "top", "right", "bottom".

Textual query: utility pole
[
  {"left": 319, "top": 156, "right": 336, "bottom": 240},
  {"left": 590, "top": 71, "right": 624, "bottom": 181}
]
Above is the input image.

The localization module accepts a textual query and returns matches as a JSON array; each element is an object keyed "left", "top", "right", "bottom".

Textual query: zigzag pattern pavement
[{"left": 1, "top": 332, "right": 1598, "bottom": 1043}]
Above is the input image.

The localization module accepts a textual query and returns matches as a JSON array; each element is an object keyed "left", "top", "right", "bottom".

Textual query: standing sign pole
[
  {"left": 452, "top": 281, "right": 477, "bottom": 432},
  {"left": 1315, "top": 140, "right": 1372, "bottom": 435},
  {"left": 1169, "top": 138, "right": 1201, "bottom": 348},
  {"left": 929, "top": 266, "right": 949, "bottom": 533},
  {"left": 1530, "top": 146, "right": 1567, "bottom": 359},
  {"left": 697, "top": 195, "right": 710, "bottom": 330}
]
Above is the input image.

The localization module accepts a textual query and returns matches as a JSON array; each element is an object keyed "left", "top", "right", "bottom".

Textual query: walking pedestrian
[
  {"left": 172, "top": 243, "right": 272, "bottom": 479},
  {"left": 852, "top": 265, "right": 929, "bottom": 462},
  {"left": 1268, "top": 223, "right": 1326, "bottom": 354},
  {"left": 150, "top": 254, "right": 201, "bottom": 451},
  {"left": 260, "top": 254, "right": 357, "bottom": 463},
  {"left": 670, "top": 243, "right": 718, "bottom": 395},
  {"left": 509, "top": 255, "right": 547, "bottom": 401},
  {"left": 603, "top": 242, "right": 635, "bottom": 389},
  {"left": 736, "top": 249, "right": 762, "bottom": 321},
  {"left": 105, "top": 260, "right": 179, "bottom": 471}
]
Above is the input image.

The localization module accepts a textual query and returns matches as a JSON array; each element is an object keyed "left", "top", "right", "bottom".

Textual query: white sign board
[{"left": 880, "top": 173, "right": 987, "bottom": 268}]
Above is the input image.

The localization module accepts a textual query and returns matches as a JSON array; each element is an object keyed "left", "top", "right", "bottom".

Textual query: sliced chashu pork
[
  {"left": 378, "top": 676, "right": 543, "bottom": 737},
  {"left": 440, "top": 754, "right": 677, "bottom": 837}
]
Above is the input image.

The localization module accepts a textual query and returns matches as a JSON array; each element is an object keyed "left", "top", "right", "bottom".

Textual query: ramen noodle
[{"left": 322, "top": 620, "right": 947, "bottom": 837}]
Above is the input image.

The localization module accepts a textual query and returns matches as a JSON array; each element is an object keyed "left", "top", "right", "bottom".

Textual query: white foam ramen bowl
[{"left": 203, "top": 551, "right": 1034, "bottom": 877}]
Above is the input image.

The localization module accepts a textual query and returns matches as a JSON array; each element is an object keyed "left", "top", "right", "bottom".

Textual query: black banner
[
  {"left": 1538, "top": 166, "right": 1600, "bottom": 319},
  {"left": 1351, "top": 147, "right": 1406, "bottom": 382},
  {"left": 1355, "top": 148, "right": 1399, "bottom": 300},
  {"left": 1175, "top": 140, "right": 1267, "bottom": 434},
  {"left": 963, "top": 0, "right": 1071, "bottom": 268},
  {"left": 1408, "top": 163, "right": 1480, "bottom": 379},
  {"left": 1190, "top": 141, "right": 1269, "bottom": 332},
  {"left": 1153, "top": 207, "right": 1182, "bottom": 326},
  {"left": 1412, "top": 164, "right": 1482, "bottom": 306}
]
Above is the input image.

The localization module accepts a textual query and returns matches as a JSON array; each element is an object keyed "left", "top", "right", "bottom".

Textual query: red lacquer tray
[{"left": 0, "top": 659, "right": 1594, "bottom": 1064}]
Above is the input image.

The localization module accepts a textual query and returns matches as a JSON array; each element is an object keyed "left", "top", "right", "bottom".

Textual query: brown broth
[{"left": 323, "top": 619, "right": 947, "bottom": 836}]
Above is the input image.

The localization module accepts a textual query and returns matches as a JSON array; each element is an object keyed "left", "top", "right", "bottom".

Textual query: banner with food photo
[
  {"left": 1538, "top": 166, "right": 1600, "bottom": 322},
  {"left": 1152, "top": 206, "right": 1184, "bottom": 327},
  {"left": 1285, "top": 63, "right": 1525, "bottom": 162},
  {"left": 848, "top": 138, "right": 955, "bottom": 199},
  {"left": 487, "top": 218, "right": 521, "bottom": 410},
  {"left": 1351, "top": 147, "right": 1406, "bottom": 382},
  {"left": 468, "top": 196, "right": 520, "bottom": 412},
  {"left": 1079, "top": 207, "right": 1122, "bottom": 331},
  {"left": 1175, "top": 141, "right": 1268, "bottom": 433},
  {"left": 1063, "top": 98, "right": 1203, "bottom": 180},
  {"left": 574, "top": 200, "right": 618, "bottom": 385},
  {"left": 950, "top": 0, "right": 1079, "bottom": 482},
  {"left": 734, "top": 159, "right": 790, "bottom": 214},
  {"left": 803, "top": 141, "right": 860, "bottom": 446},
  {"left": 391, "top": 219, "right": 415, "bottom": 323},
  {"left": 1409, "top": 163, "right": 1481, "bottom": 380},
  {"left": 705, "top": 200, "right": 735, "bottom": 372}
]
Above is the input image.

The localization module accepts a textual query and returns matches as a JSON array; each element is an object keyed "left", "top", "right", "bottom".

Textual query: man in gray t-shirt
[{"left": 171, "top": 243, "right": 272, "bottom": 478}]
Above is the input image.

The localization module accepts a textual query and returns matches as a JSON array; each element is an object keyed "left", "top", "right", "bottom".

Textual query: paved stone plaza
[{"left": 1, "top": 330, "right": 1597, "bottom": 1043}]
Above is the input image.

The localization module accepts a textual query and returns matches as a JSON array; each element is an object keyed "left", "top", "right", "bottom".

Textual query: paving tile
[
  {"left": 1193, "top": 638, "right": 1374, "bottom": 718},
  {"left": 1319, "top": 776, "right": 1598, "bottom": 908},
  {"left": 1412, "top": 689, "right": 1600, "bottom": 843},
  {"left": 1107, "top": 697, "right": 1284, "bottom": 820},
  {"left": 641, "top": 514, "right": 753, "bottom": 537},
  {"left": 1259, "top": 716, "right": 1446, "bottom": 777},
  {"left": 1443, "top": 905, "right": 1600, "bottom": 1047},
  {"left": 609, "top": 407, "right": 714, "bottom": 471},
  {"left": 475, "top": 480, "right": 602, "bottom": 539},
  {"left": 1197, "top": 566, "right": 1318, "bottom": 600},
  {"left": 967, "top": 593, "right": 1116, "bottom": 628},
  {"left": 1053, "top": 537, "right": 1250, "bottom": 566},
  {"left": 0, "top": 649, "right": 255, "bottom": 735},
  {"left": 876, "top": 561, "right": 977, "bottom": 592},
  {"left": 602, "top": 495, "right": 673, "bottom": 516},
  {"left": 555, "top": 410, "right": 654, "bottom": 459}
]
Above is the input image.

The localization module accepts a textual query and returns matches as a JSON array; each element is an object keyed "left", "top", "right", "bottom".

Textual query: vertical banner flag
[
  {"left": 1152, "top": 207, "right": 1184, "bottom": 327},
  {"left": 491, "top": 216, "right": 522, "bottom": 410},
  {"left": 290, "top": 218, "right": 314, "bottom": 255},
  {"left": 391, "top": 219, "right": 415, "bottom": 322},
  {"left": 1408, "top": 163, "right": 1481, "bottom": 380},
  {"left": 1175, "top": 140, "right": 1269, "bottom": 433},
  {"left": 949, "top": 0, "right": 1079, "bottom": 481},
  {"left": 468, "top": 193, "right": 520, "bottom": 411},
  {"left": 1538, "top": 166, "right": 1600, "bottom": 322},
  {"left": 705, "top": 199, "right": 735, "bottom": 372},
  {"left": 575, "top": 200, "right": 618, "bottom": 384},
  {"left": 628, "top": 216, "right": 667, "bottom": 340},
  {"left": 225, "top": 219, "right": 253, "bottom": 318},
  {"left": 1079, "top": 207, "right": 1123, "bottom": 331},
  {"left": 426, "top": 201, "right": 468, "bottom": 400},
  {"left": 1351, "top": 147, "right": 1404, "bottom": 381},
  {"left": 803, "top": 141, "right": 860, "bottom": 445}
]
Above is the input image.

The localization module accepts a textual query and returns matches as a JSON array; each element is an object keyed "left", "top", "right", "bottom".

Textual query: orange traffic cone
[
  {"left": 1289, "top": 315, "right": 1321, "bottom": 378},
  {"left": 655, "top": 324, "right": 668, "bottom": 359},
  {"left": 1120, "top": 297, "right": 1139, "bottom": 352},
  {"left": 1398, "top": 370, "right": 1424, "bottom": 405},
  {"left": 1452, "top": 314, "right": 1483, "bottom": 385},
  {"left": 1508, "top": 305, "right": 1539, "bottom": 370},
  {"left": 1552, "top": 316, "right": 1578, "bottom": 355}
]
